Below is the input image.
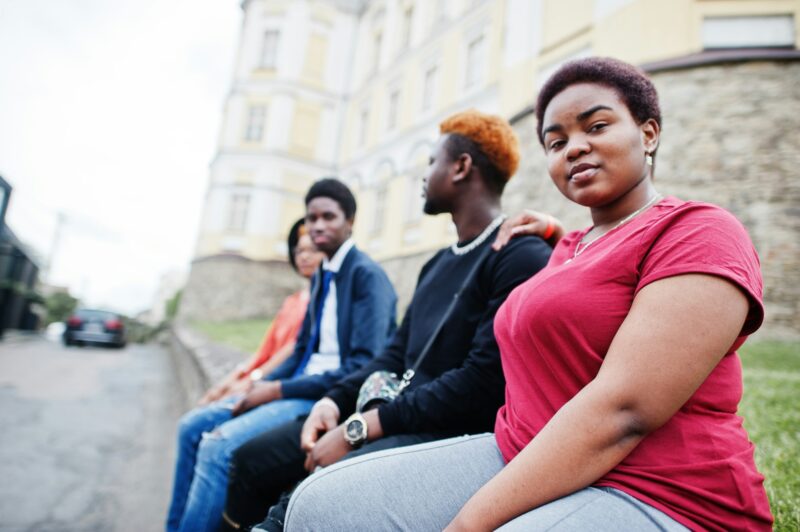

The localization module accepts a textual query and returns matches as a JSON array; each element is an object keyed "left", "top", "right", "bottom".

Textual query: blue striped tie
[{"left": 293, "top": 269, "right": 334, "bottom": 377}]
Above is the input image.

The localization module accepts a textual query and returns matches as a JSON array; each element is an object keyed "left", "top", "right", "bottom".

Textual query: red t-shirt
[{"left": 494, "top": 197, "right": 772, "bottom": 531}]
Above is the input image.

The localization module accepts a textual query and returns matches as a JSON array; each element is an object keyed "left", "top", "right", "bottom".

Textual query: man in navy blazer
[
  {"left": 234, "top": 178, "right": 397, "bottom": 406},
  {"left": 168, "top": 178, "right": 397, "bottom": 532}
]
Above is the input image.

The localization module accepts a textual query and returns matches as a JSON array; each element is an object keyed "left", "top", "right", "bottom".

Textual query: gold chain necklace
[{"left": 567, "top": 194, "right": 662, "bottom": 263}]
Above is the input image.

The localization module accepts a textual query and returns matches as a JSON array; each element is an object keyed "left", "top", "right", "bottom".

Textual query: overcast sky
[{"left": 0, "top": 0, "right": 241, "bottom": 315}]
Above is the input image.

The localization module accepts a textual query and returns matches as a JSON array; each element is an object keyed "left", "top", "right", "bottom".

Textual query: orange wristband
[{"left": 542, "top": 216, "right": 555, "bottom": 240}]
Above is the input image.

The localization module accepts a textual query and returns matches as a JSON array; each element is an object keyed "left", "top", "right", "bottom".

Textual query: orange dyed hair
[{"left": 439, "top": 109, "right": 520, "bottom": 182}]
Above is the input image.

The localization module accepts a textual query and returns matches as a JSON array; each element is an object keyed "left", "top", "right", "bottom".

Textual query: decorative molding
[{"left": 641, "top": 48, "right": 800, "bottom": 73}]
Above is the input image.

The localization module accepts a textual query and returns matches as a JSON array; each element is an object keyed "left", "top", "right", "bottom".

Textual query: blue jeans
[
  {"left": 166, "top": 397, "right": 314, "bottom": 532},
  {"left": 281, "top": 433, "right": 689, "bottom": 532}
]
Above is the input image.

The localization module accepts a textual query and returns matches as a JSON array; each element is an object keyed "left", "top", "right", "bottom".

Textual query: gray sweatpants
[{"left": 279, "top": 433, "right": 689, "bottom": 531}]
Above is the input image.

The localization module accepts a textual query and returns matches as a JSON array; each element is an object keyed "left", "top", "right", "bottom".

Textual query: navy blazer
[{"left": 268, "top": 245, "right": 397, "bottom": 399}]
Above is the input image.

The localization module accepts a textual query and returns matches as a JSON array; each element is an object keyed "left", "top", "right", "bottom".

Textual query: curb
[
  {"left": 0, "top": 330, "right": 43, "bottom": 343},
  {"left": 165, "top": 322, "right": 248, "bottom": 410}
]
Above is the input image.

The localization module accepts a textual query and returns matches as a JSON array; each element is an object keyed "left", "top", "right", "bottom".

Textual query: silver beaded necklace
[
  {"left": 451, "top": 214, "right": 507, "bottom": 256},
  {"left": 567, "top": 193, "right": 662, "bottom": 263}
]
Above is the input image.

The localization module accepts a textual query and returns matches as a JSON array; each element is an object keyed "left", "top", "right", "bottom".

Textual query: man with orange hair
[{"left": 219, "top": 110, "right": 552, "bottom": 532}]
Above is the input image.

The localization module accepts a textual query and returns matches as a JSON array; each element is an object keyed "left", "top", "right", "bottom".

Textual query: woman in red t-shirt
[{"left": 279, "top": 58, "right": 772, "bottom": 532}]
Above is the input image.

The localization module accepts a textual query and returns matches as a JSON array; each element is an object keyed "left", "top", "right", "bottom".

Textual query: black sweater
[{"left": 326, "top": 232, "right": 552, "bottom": 437}]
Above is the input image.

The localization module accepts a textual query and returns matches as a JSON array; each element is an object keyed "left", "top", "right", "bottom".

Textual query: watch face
[{"left": 346, "top": 420, "right": 364, "bottom": 440}]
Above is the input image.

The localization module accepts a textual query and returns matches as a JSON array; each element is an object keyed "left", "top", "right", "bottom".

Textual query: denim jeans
[
  {"left": 165, "top": 397, "right": 314, "bottom": 532},
  {"left": 281, "top": 433, "right": 689, "bottom": 532}
]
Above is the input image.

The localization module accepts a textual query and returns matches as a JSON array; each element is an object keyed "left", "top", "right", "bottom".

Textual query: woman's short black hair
[
  {"left": 305, "top": 177, "right": 357, "bottom": 220},
  {"left": 286, "top": 217, "right": 306, "bottom": 271},
  {"left": 535, "top": 57, "right": 662, "bottom": 145}
]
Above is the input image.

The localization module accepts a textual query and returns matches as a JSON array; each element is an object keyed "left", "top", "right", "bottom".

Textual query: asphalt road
[{"left": 0, "top": 335, "right": 183, "bottom": 531}]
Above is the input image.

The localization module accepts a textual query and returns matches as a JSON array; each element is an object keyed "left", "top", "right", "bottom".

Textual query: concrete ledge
[{"left": 166, "top": 322, "right": 247, "bottom": 409}]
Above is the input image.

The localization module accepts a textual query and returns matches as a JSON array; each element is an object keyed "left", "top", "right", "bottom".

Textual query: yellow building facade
[{"left": 194, "top": 0, "right": 799, "bottom": 264}]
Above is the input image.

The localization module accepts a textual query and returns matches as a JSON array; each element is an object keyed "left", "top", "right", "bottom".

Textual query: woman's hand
[
  {"left": 224, "top": 376, "right": 254, "bottom": 398},
  {"left": 198, "top": 365, "right": 249, "bottom": 406},
  {"left": 492, "top": 210, "right": 564, "bottom": 251},
  {"left": 197, "top": 385, "right": 226, "bottom": 406}
]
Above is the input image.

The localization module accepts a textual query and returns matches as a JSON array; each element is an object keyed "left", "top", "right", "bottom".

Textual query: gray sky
[{"left": 0, "top": 0, "right": 241, "bottom": 315}]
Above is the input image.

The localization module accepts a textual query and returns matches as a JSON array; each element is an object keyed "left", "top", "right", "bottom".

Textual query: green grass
[
  {"left": 191, "top": 323, "right": 798, "bottom": 529},
  {"left": 739, "top": 340, "right": 800, "bottom": 531},
  {"left": 191, "top": 318, "right": 271, "bottom": 354}
]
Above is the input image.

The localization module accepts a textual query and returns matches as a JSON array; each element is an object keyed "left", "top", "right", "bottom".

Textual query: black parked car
[{"left": 63, "top": 309, "right": 126, "bottom": 348}]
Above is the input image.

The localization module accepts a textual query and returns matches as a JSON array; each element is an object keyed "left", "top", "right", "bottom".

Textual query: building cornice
[
  {"left": 640, "top": 47, "right": 800, "bottom": 73},
  {"left": 508, "top": 48, "right": 800, "bottom": 126},
  {"left": 210, "top": 148, "right": 336, "bottom": 172},
  {"left": 241, "top": 0, "right": 368, "bottom": 15}
]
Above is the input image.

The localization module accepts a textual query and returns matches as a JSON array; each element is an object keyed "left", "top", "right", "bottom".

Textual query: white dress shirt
[{"left": 303, "top": 238, "right": 354, "bottom": 375}]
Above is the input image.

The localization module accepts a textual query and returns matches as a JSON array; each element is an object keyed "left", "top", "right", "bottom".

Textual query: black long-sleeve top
[{"left": 326, "top": 232, "right": 552, "bottom": 437}]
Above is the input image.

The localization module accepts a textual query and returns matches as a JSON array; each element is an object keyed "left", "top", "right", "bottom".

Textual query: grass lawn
[
  {"left": 739, "top": 340, "right": 800, "bottom": 531},
  {"left": 191, "top": 321, "right": 798, "bottom": 529},
  {"left": 191, "top": 318, "right": 271, "bottom": 354}
]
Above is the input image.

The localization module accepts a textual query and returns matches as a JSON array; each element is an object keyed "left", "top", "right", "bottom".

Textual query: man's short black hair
[{"left": 305, "top": 177, "right": 357, "bottom": 220}]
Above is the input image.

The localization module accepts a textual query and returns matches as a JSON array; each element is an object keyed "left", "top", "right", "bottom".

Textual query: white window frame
[
  {"left": 464, "top": 33, "right": 486, "bottom": 89},
  {"left": 226, "top": 192, "right": 250, "bottom": 232},
  {"left": 401, "top": 5, "right": 414, "bottom": 50},
  {"left": 259, "top": 30, "right": 280, "bottom": 69},
  {"left": 244, "top": 105, "right": 266, "bottom": 142},
  {"left": 358, "top": 107, "right": 370, "bottom": 147},
  {"left": 702, "top": 15, "right": 795, "bottom": 50},
  {"left": 421, "top": 64, "right": 438, "bottom": 112},
  {"left": 371, "top": 184, "right": 388, "bottom": 235},
  {"left": 387, "top": 88, "right": 400, "bottom": 131},
  {"left": 404, "top": 170, "right": 424, "bottom": 224},
  {"left": 372, "top": 31, "right": 383, "bottom": 73}
]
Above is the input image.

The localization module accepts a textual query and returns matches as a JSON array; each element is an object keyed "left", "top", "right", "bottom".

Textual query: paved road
[{"left": 0, "top": 336, "right": 183, "bottom": 531}]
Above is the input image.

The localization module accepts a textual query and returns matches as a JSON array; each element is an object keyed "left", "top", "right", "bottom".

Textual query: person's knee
[
  {"left": 228, "top": 443, "right": 259, "bottom": 491},
  {"left": 196, "top": 430, "right": 232, "bottom": 471},
  {"left": 177, "top": 411, "right": 203, "bottom": 444},
  {"left": 284, "top": 470, "right": 346, "bottom": 530}
]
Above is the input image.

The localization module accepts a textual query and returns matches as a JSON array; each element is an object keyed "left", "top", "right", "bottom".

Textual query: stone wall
[
  {"left": 505, "top": 58, "right": 800, "bottom": 339},
  {"left": 179, "top": 254, "right": 304, "bottom": 322}
]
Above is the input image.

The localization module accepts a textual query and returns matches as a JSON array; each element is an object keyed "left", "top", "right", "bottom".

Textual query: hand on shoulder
[{"left": 492, "top": 210, "right": 564, "bottom": 251}]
